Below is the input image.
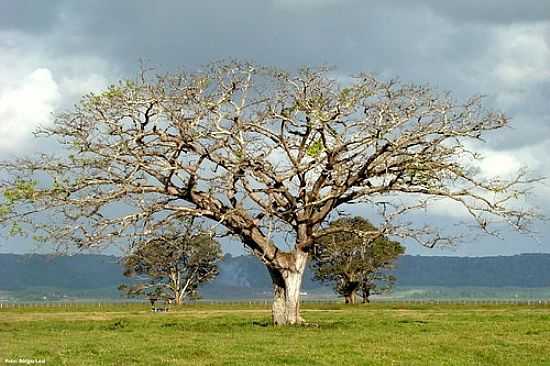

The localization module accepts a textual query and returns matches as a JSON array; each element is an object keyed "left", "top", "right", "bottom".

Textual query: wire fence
[{"left": 1, "top": 298, "right": 549, "bottom": 309}]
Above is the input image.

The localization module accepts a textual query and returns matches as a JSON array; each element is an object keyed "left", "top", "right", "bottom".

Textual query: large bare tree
[{"left": 0, "top": 62, "right": 540, "bottom": 325}]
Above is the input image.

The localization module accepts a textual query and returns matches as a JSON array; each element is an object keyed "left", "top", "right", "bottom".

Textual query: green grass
[{"left": 1, "top": 303, "right": 550, "bottom": 365}]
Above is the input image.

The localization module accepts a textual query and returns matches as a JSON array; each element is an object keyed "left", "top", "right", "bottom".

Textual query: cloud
[
  {"left": 0, "top": 0, "right": 65, "bottom": 33},
  {"left": 0, "top": 68, "right": 60, "bottom": 152},
  {"left": 477, "top": 150, "right": 524, "bottom": 179},
  {"left": 0, "top": 31, "right": 112, "bottom": 154},
  {"left": 392, "top": 0, "right": 550, "bottom": 25},
  {"left": 273, "top": 0, "right": 343, "bottom": 10},
  {"left": 467, "top": 142, "right": 550, "bottom": 220},
  {"left": 491, "top": 24, "right": 550, "bottom": 86}
]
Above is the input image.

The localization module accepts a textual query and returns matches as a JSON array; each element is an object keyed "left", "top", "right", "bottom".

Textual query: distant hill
[
  {"left": 0, "top": 254, "right": 126, "bottom": 290},
  {"left": 1, "top": 253, "right": 550, "bottom": 300},
  {"left": 395, "top": 254, "right": 550, "bottom": 288}
]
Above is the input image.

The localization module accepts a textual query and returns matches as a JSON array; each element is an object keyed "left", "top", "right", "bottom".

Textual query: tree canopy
[
  {"left": 119, "top": 219, "right": 222, "bottom": 305},
  {"left": 0, "top": 61, "right": 540, "bottom": 324},
  {"left": 312, "top": 216, "right": 405, "bottom": 304}
]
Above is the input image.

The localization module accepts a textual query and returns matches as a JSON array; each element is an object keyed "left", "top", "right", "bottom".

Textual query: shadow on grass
[
  {"left": 397, "top": 319, "right": 429, "bottom": 324},
  {"left": 106, "top": 319, "right": 129, "bottom": 330}
]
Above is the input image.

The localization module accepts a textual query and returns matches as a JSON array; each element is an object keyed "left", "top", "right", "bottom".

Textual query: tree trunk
[
  {"left": 344, "top": 290, "right": 357, "bottom": 304},
  {"left": 267, "top": 249, "right": 308, "bottom": 326},
  {"left": 341, "top": 279, "right": 359, "bottom": 305},
  {"left": 174, "top": 291, "right": 183, "bottom": 305},
  {"left": 362, "top": 286, "right": 371, "bottom": 304},
  {"left": 175, "top": 278, "right": 192, "bottom": 305},
  {"left": 170, "top": 270, "right": 183, "bottom": 305}
]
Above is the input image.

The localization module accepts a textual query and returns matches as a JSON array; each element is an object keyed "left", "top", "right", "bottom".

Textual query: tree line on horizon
[{"left": 2, "top": 250, "right": 550, "bottom": 299}]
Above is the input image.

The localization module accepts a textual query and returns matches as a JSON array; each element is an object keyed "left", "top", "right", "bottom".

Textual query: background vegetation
[{"left": 2, "top": 253, "right": 550, "bottom": 302}]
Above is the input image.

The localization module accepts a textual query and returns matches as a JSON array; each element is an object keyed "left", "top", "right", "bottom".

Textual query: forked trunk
[{"left": 267, "top": 250, "right": 308, "bottom": 326}]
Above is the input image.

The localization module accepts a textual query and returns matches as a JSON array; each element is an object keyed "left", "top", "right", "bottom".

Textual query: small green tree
[
  {"left": 119, "top": 220, "right": 222, "bottom": 305},
  {"left": 312, "top": 217, "right": 405, "bottom": 304}
]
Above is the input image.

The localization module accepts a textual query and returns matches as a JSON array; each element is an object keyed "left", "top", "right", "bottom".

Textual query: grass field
[{"left": 1, "top": 303, "right": 550, "bottom": 365}]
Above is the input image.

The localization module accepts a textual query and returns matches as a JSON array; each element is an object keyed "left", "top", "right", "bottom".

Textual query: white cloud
[
  {"left": 477, "top": 150, "right": 524, "bottom": 178},
  {"left": 59, "top": 73, "right": 107, "bottom": 101},
  {"left": 458, "top": 23, "right": 550, "bottom": 114},
  {"left": 0, "top": 68, "right": 60, "bottom": 152},
  {"left": 476, "top": 141, "right": 546, "bottom": 179},
  {"left": 427, "top": 199, "right": 470, "bottom": 219},
  {"left": 416, "top": 139, "right": 549, "bottom": 219},
  {"left": 492, "top": 24, "right": 550, "bottom": 84},
  {"left": 0, "top": 31, "right": 112, "bottom": 153},
  {"left": 467, "top": 141, "right": 550, "bottom": 214}
]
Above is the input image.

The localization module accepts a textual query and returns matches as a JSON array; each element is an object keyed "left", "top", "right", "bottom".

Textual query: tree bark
[
  {"left": 341, "top": 279, "right": 359, "bottom": 305},
  {"left": 174, "top": 290, "right": 182, "bottom": 305},
  {"left": 169, "top": 269, "right": 183, "bottom": 305},
  {"left": 362, "top": 285, "right": 371, "bottom": 304},
  {"left": 344, "top": 290, "right": 357, "bottom": 304},
  {"left": 267, "top": 249, "right": 308, "bottom": 326}
]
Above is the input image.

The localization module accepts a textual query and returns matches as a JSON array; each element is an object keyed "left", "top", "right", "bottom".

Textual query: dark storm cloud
[
  {"left": 2, "top": 1, "right": 544, "bottom": 86},
  {"left": 31, "top": 0, "right": 492, "bottom": 99},
  {"left": 396, "top": 0, "right": 550, "bottom": 25},
  {"left": 0, "top": 1, "right": 454, "bottom": 72},
  {"left": 0, "top": 0, "right": 65, "bottom": 33},
  {"left": 46, "top": 1, "right": 545, "bottom": 149}
]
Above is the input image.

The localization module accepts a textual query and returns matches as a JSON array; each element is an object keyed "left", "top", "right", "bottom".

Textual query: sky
[{"left": 0, "top": 0, "right": 549, "bottom": 256}]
